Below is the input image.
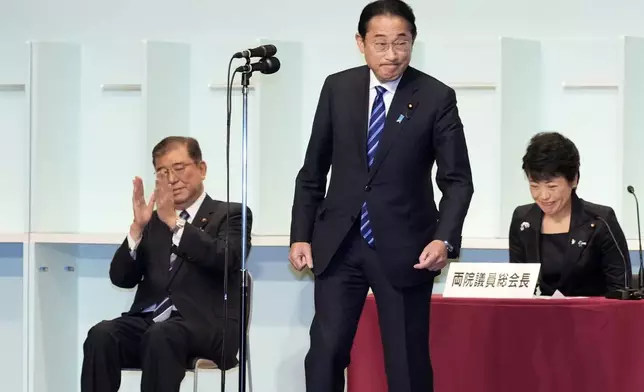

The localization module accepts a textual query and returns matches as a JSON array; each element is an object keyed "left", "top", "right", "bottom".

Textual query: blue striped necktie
[
  {"left": 360, "top": 85, "right": 386, "bottom": 247},
  {"left": 152, "top": 209, "right": 190, "bottom": 322}
]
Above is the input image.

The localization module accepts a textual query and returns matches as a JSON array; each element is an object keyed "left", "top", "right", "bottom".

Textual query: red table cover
[{"left": 347, "top": 294, "right": 644, "bottom": 392}]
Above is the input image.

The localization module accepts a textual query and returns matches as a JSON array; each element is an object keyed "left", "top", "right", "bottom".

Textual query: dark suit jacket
[
  {"left": 109, "top": 195, "right": 252, "bottom": 356},
  {"left": 290, "top": 65, "right": 474, "bottom": 287},
  {"left": 509, "top": 193, "right": 632, "bottom": 296}
]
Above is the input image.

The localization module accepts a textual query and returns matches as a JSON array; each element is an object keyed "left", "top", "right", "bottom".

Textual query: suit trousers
[
  {"left": 305, "top": 221, "right": 435, "bottom": 392},
  {"left": 80, "top": 311, "right": 231, "bottom": 392}
]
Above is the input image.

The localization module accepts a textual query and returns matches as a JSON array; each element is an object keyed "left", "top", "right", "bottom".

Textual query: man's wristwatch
[
  {"left": 171, "top": 217, "right": 186, "bottom": 234},
  {"left": 443, "top": 240, "right": 454, "bottom": 253}
]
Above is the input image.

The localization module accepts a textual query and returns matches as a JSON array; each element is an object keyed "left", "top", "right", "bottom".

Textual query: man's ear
[
  {"left": 200, "top": 161, "right": 207, "bottom": 180},
  {"left": 355, "top": 33, "right": 365, "bottom": 54}
]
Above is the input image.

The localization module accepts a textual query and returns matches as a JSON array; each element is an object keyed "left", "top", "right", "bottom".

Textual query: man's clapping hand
[
  {"left": 130, "top": 176, "right": 155, "bottom": 241},
  {"left": 154, "top": 172, "right": 177, "bottom": 229}
]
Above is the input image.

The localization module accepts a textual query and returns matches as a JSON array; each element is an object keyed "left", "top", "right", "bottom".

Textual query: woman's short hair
[{"left": 522, "top": 132, "right": 580, "bottom": 183}]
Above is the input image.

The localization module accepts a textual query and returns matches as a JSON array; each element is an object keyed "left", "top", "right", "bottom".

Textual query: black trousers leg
[
  {"left": 140, "top": 313, "right": 223, "bottom": 392},
  {"left": 140, "top": 316, "right": 191, "bottom": 392},
  {"left": 81, "top": 315, "right": 151, "bottom": 392},
  {"left": 305, "top": 228, "right": 370, "bottom": 392},
  {"left": 363, "top": 244, "right": 434, "bottom": 392},
  {"left": 82, "top": 311, "right": 227, "bottom": 392}
]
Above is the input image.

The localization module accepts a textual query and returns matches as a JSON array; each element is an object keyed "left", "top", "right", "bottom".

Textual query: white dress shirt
[{"left": 367, "top": 69, "right": 402, "bottom": 123}]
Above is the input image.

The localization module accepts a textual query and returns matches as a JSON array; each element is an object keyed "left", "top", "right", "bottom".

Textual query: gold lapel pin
[
  {"left": 591, "top": 223, "right": 595, "bottom": 228},
  {"left": 408, "top": 103, "right": 413, "bottom": 109}
]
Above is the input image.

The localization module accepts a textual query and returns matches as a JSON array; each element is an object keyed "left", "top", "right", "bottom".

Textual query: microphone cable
[
  {"left": 596, "top": 215, "right": 632, "bottom": 291},
  {"left": 221, "top": 54, "right": 239, "bottom": 392}
]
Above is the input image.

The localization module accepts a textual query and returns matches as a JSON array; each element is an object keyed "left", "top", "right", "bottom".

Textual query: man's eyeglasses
[
  {"left": 154, "top": 161, "right": 197, "bottom": 177},
  {"left": 372, "top": 40, "right": 412, "bottom": 53}
]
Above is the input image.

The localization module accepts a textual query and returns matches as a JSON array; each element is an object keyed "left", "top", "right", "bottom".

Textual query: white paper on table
[
  {"left": 532, "top": 290, "right": 589, "bottom": 299},
  {"left": 552, "top": 289, "right": 565, "bottom": 298}
]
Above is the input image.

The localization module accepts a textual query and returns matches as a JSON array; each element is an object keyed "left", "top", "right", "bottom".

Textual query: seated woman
[{"left": 508, "top": 132, "right": 632, "bottom": 296}]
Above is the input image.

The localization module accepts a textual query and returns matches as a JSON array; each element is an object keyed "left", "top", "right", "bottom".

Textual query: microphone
[
  {"left": 627, "top": 185, "right": 644, "bottom": 291},
  {"left": 597, "top": 215, "right": 641, "bottom": 300},
  {"left": 233, "top": 44, "right": 277, "bottom": 59},
  {"left": 235, "top": 57, "right": 281, "bottom": 75}
]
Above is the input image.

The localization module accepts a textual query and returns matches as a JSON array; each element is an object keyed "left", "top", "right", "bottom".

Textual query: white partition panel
[
  {"left": 30, "top": 42, "right": 82, "bottom": 233},
  {"left": 499, "top": 38, "right": 542, "bottom": 233},
  {"left": 75, "top": 41, "right": 191, "bottom": 234},
  {"left": 425, "top": 39, "right": 500, "bottom": 239},
  {"left": 30, "top": 243, "right": 78, "bottom": 392},
  {"left": 410, "top": 40, "right": 426, "bottom": 71},
  {"left": 0, "top": 42, "right": 30, "bottom": 392},
  {"left": 0, "top": 243, "right": 24, "bottom": 392},
  {"left": 254, "top": 40, "right": 304, "bottom": 235},
  {"left": 142, "top": 41, "right": 192, "bottom": 197},
  {"left": 0, "top": 42, "right": 30, "bottom": 235},
  {"left": 79, "top": 42, "right": 145, "bottom": 234},
  {"left": 424, "top": 38, "right": 540, "bottom": 239},
  {"left": 542, "top": 38, "right": 622, "bottom": 221},
  {"left": 621, "top": 36, "right": 644, "bottom": 239}
]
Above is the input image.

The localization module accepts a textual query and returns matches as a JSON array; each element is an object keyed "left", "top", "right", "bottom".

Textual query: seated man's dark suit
[{"left": 81, "top": 194, "right": 252, "bottom": 392}]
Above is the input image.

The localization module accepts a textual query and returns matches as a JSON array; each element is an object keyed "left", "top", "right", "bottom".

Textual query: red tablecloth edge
[{"left": 364, "top": 293, "right": 644, "bottom": 308}]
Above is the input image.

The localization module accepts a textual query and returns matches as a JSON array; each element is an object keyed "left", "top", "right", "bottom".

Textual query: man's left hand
[
  {"left": 155, "top": 173, "right": 177, "bottom": 228},
  {"left": 414, "top": 240, "right": 448, "bottom": 271}
]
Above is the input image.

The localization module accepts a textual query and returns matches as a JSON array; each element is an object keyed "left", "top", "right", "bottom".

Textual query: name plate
[{"left": 442, "top": 262, "right": 541, "bottom": 299}]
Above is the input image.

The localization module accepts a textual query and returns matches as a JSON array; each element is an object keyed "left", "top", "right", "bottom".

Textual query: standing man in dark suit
[
  {"left": 288, "top": 1, "right": 473, "bottom": 391},
  {"left": 81, "top": 136, "right": 252, "bottom": 392}
]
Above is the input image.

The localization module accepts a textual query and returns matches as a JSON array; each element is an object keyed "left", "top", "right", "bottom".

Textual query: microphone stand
[
  {"left": 238, "top": 61, "right": 251, "bottom": 392},
  {"left": 627, "top": 186, "right": 644, "bottom": 292},
  {"left": 633, "top": 194, "right": 644, "bottom": 290},
  {"left": 228, "top": 52, "right": 278, "bottom": 391}
]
